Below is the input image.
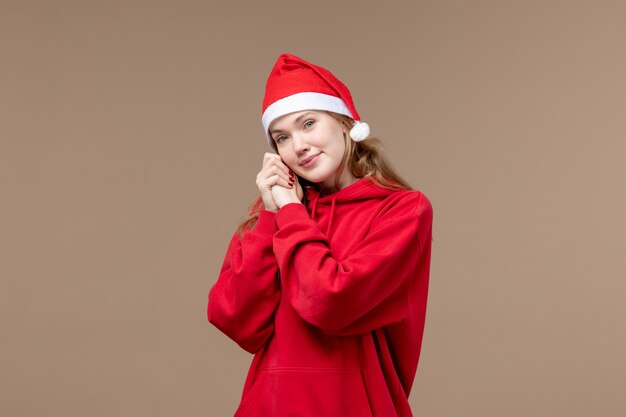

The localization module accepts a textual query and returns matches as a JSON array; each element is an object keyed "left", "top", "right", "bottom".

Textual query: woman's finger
[
  {"left": 260, "top": 165, "right": 291, "bottom": 185},
  {"left": 262, "top": 153, "right": 283, "bottom": 170},
  {"left": 265, "top": 174, "right": 293, "bottom": 189},
  {"left": 257, "top": 174, "right": 292, "bottom": 194},
  {"left": 263, "top": 153, "right": 292, "bottom": 174}
]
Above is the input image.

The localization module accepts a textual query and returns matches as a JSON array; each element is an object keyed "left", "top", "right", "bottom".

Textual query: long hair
[{"left": 236, "top": 112, "right": 411, "bottom": 237}]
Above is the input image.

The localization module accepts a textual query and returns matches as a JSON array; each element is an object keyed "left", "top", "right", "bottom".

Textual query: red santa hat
[{"left": 261, "top": 53, "right": 370, "bottom": 146}]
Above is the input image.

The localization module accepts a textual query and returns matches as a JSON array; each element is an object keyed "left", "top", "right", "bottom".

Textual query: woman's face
[{"left": 269, "top": 110, "right": 354, "bottom": 192}]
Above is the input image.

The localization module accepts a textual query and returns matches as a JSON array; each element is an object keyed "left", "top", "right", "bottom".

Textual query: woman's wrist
[{"left": 277, "top": 199, "right": 303, "bottom": 209}]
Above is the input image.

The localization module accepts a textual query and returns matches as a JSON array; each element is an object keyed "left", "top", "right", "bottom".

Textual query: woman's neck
[{"left": 319, "top": 170, "right": 359, "bottom": 196}]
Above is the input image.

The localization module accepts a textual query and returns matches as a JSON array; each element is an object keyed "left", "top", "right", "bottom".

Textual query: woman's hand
[
  {"left": 256, "top": 153, "right": 298, "bottom": 212},
  {"left": 271, "top": 178, "right": 303, "bottom": 209}
]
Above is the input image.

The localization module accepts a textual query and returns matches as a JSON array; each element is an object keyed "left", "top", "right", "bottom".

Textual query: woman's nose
[{"left": 291, "top": 133, "right": 310, "bottom": 154}]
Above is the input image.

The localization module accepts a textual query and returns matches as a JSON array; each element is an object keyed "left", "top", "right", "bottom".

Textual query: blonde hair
[{"left": 236, "top": 112, "right": 411, "bottom": 237}]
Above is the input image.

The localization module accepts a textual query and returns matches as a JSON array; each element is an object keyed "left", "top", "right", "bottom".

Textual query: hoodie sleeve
[
  {"left": 273, "top": 192, "right": 433, "bottom": 336},
  {"left": 207, "top": 210, "right": 281, "bottom": 353}
]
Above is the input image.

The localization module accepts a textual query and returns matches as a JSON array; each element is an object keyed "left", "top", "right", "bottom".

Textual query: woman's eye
[
  {"left": 275, "top": 135, "right": 288, "bottom": 143},
  {"left": 304, "top": 120, "right": 315, "bottom": 128}
]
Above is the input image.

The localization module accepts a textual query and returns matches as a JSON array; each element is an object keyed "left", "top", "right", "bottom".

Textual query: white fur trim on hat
[{"left": 262, "top": 92, "right": 353, "bottom": 141}]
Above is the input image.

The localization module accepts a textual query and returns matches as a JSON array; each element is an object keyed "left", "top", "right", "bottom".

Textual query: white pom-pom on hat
[{"left": 349, "top": 121, "right": 370, "bottom": 142}]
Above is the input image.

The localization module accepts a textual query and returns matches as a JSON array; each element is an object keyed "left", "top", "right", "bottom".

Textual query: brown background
[{"left": 2, "top": 1, "right": 625, "bottom": 416}]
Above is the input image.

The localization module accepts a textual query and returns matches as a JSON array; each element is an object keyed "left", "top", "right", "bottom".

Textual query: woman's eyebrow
[
  {"left": 270, "top": 112, "right": 316, "bottom": 134},
  {"left": 294, "top": 111, "right": 315, "bottom": 123}
]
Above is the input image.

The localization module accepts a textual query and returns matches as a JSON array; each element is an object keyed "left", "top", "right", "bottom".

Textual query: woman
[{"left": 208, "top": 53, "right": 433, "bottom": 417}]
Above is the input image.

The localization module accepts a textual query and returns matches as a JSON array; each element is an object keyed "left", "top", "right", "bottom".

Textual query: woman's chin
[
  {"left": 297, "top": 163, "right": 337, "bottom": 185},
  {"left": 299, "top": 172, "right": 332, "bottom": 186}
]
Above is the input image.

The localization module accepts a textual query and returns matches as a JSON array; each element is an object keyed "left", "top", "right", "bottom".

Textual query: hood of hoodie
[{"left": 304, "top": 177, "right": 397, "bottom": 239}]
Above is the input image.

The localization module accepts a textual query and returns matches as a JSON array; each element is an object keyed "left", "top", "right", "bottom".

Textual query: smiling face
[{"left": 269, "top": 110, "right": 357, "bottom": 193}]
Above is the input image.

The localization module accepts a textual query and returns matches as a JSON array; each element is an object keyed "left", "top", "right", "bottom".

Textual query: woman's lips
[{"left": 300, "top": 153, "right": 320, "bottom": 167}]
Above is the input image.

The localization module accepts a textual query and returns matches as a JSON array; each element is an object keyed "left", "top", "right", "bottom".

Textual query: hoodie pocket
[{"left": 235, "top": 367, "right": 373, "bottom": 417}]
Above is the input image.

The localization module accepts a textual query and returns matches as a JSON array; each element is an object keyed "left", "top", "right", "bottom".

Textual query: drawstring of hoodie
[
  {"left": 310, "top": 192, "right": 319, "bottom": 221},
  {"left": 306, "top": 190, "right": 338, "bottom": 241},
  {"left": 326, "top": 196, "right": 337, "bottom": 239},
  {"left": 309, "top": 188, "right": 337, "bottom": 240}
]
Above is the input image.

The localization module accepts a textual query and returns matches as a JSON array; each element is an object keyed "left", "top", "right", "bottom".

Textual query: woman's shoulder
[
  {"left": 363, "top": 188, "right": 433, "bottom": 228},
  {"left": 383, "top": 187, "right": 433, "bottom": 214},
  {"left": 366, "top": 187, "right": 433, "bottom": 234}
]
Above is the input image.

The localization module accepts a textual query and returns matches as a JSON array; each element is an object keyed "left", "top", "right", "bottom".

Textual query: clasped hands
[{"left": 256, "top": 152, "right": 304, "bottom": 212}]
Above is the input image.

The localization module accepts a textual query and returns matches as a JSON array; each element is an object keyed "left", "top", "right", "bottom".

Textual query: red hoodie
[{"left": 208, "top": 177, "right": 433, "bottom": 417}]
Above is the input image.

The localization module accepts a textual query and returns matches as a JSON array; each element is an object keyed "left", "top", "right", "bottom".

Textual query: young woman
[{"left": 207, "top": 53, "right": 433, "bottom": 417}]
